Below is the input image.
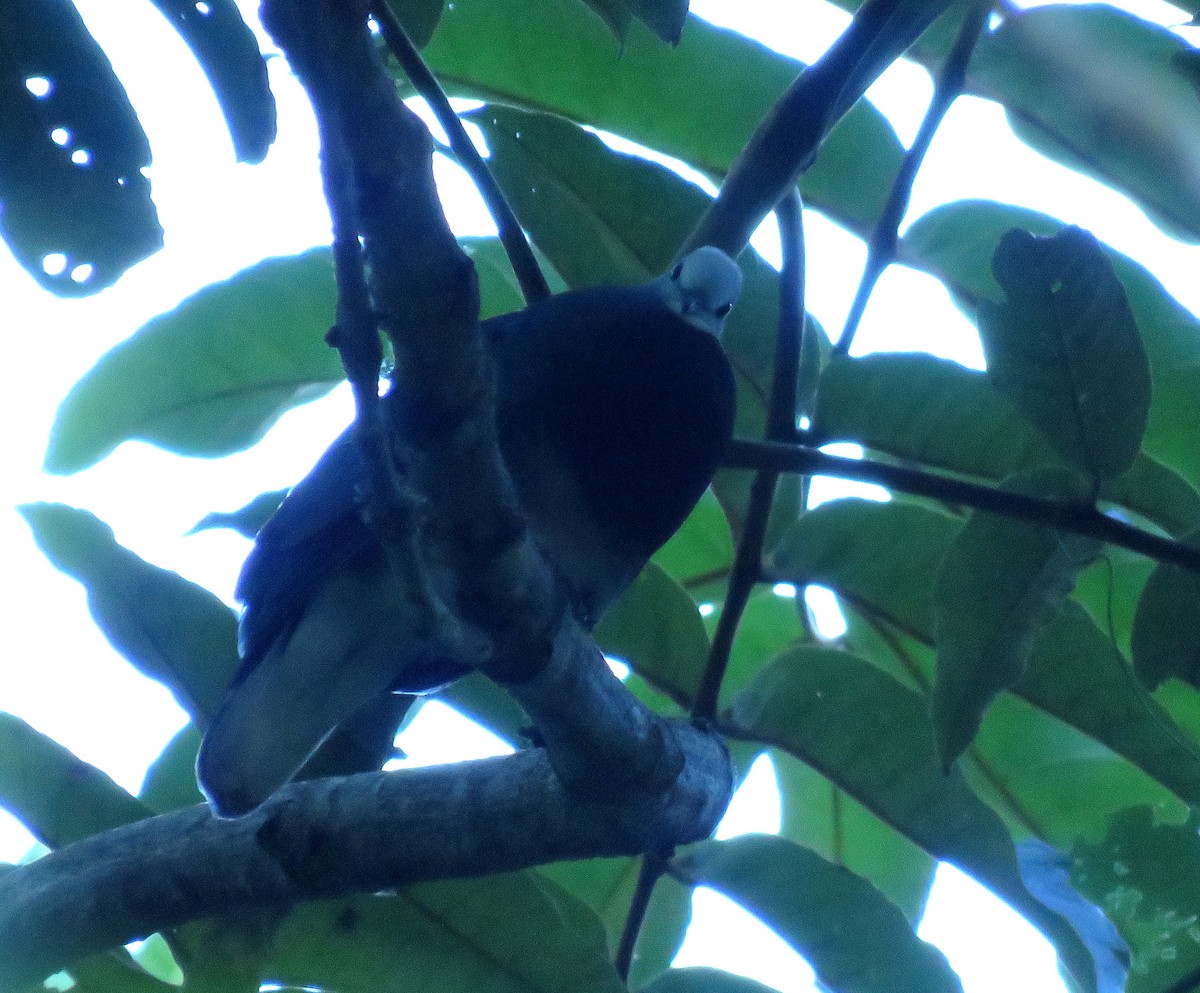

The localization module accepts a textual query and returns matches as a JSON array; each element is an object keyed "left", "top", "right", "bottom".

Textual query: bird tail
[{"left": 197, "top": 563, "right": 427, "bottom": 817}]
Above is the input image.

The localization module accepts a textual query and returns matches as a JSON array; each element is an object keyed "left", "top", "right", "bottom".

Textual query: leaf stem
[
  {"left": 371, "top": 5, "right": 550, "bottom": 303},
  {"left": 835, "top": 0, "right": 990, "bottom": 356},
  {"left": 726, "top": 438, "right": 1200, "bottom": 574},
  {"left": 615, "top": 850, "right": 671, "bottom": 981}
]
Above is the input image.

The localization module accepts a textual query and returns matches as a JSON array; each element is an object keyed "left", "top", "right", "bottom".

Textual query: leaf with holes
[{"left": 0, "top": 0, "right": 161, "bottom": 295}]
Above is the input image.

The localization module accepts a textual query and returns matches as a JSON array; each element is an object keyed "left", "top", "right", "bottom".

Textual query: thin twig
[
  {"left": 694, "top": 192, "right": 806, "bottom": 721},
  {"left": 307, "top": 9, "right": 438, "bottom": 613},
  {"left": 835, "top": 0, "right": 990, "bottom": 355},
  {"left": 615, "top": 849, "right": 672, "bottom": 981},
  {"left": 370, "top": 4, "right": 550, "bottom": 304},
  {"left": 726, "top": 438, "right": 1200, "bottom": 574}
]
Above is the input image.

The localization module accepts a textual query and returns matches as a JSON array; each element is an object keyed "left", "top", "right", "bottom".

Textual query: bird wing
[{"left": 233, "top": 428, "right": 375, "bottom": 670}]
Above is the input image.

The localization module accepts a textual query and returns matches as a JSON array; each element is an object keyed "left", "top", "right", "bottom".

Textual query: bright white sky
[{"left": 2, "top": 0, "right": 1197, "bottom": 990}]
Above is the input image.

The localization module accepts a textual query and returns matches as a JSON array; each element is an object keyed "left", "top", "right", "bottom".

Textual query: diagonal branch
[
  {"left": 727, "top": 437, "right": 1200, "bottom": 573},
  {"left": 684, "top": 0, "right": 954, "bottom": 258}
]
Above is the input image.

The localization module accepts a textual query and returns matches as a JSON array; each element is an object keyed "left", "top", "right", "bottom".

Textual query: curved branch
[
  {"left": 370, "top": 4, "right": 550, "bottom": 304},
  {"left": 0, "top": 727, "right": 733, "bottom": 991}
]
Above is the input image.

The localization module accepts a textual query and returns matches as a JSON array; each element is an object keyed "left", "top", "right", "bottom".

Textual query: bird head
[{"left": 655, "top": 245, "right": 743, "bottom": 337}]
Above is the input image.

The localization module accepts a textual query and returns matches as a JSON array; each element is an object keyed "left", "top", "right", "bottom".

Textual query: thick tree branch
[
  {"left": 0, "top": 730, "right": 733, "bottom": 991},
  {"left": 728, "top": 437, "right": 1200, "bottom": 573},
  {"left": 261, "top": 0, "right": 728, "bottom": 855}
]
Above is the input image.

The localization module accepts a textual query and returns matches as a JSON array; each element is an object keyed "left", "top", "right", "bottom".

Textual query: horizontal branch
[
  {"left": 0, "top": 724, "right": 732, "bottom": 990},
  {"left": 727, "top": 437, "right": 1200, "bottom": 573}
]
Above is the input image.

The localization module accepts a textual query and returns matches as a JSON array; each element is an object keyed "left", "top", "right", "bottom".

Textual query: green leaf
[
  {"left": 1073, "top": 806, "right": 1200, "bottom": 993},
  {"left": 815, "top": 353, "right": 1058, "bottom": 479},
  {"left": 595, "top": 562, "right": 710, "bottom": 708},
  {"left": 146, "top": 0, "right": 275, "bottom": 163},
  {"left": 970, "top": 5, "right": 1200, "bottom": 243},
  {"left": 773, "top": 749, "right": 935, "bottom": 924},
  {"left": 1104, "top": 455, "right": 1200, "bottom": 539},
  {"left": 979, "top": 227, "right": 1150, "bottom": 483},
  {"left": 705, "top": 586, "right": 805, "bottom": 705},
  {"left": 678, "top": 835, "right": 962, "bottom": 993},
  {"left": 64, "top": 950, "right": 180, "bottom": 993},
  {"left": 771, "top": 498, "right": 957, "bottom": 643},
  {"left": 19, "top": 503, "right": 239, "bottom": 724},
  {"left": 0, "top": 712, "right": 150, "bottom": 848},
  {"left": 139, "top": 725, "right": 205, "bottom": 813},
  {"left": 653, "top": 490, "right": 734, "bottom": 592},
  {"left": 0, "top": 0, "right": 162, "bottom": 295},
  {"left": 264, "top": 875, "right": 624, "bottom": 993},
  {"left": 814, "top": 352, "right": 1199, "bottom": 537},
  {"left": 778, "top": 499, "right": 1199, "bottom": 815},
  {"left": 902, "top": 200, "right": 1200, "bottom": 491},
  {"left": 1132, "top": 538, "right": 1200, "bottom": 689},
  {"left": 423, "top": 0, "right": 903, "bottom": 233},
  {"left": 640, "top": 967, "right": 781, "bottom": 993},
  {"left": 45, "top": 249, "right": 341, "bottom": 474},
  {"left": 933, "top": 471, "right": 1100, "bottom": 765},
  {"left": 627, "top": 0, "right": 688, "bottom": 45},
  {"left": 729, "top": 646, "right": 1098, "bottom": 992},
  {"left": 541, "top": 858, "right": 692, "bottom": 987},
  {"left": 381, "top": 0, "right": 445, "bottom": 48},
  {"left": 842, "top": 602, "right": 1186, "bottom": 846},
  {"left": 467, "top": 104, "right": 707, "bottom": 287},
  {"left": 45, "top": 238, "right": 540, "bottom": 473},
  {"left": 1019, "top": 602, "right": 1200, "bottom": 811}
]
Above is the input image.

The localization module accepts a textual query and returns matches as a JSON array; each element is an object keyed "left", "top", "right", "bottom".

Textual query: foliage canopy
[{"left": 4, "top": 1, "right": 1200, "bottom": 992}]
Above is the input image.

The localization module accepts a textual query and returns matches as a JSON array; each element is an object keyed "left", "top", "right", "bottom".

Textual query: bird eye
[
  {"left": 715, "top": 302, "right": 733, "bottom": 318},
  {"left": 670, "top": 262, "right": 684, "bottom": 280}
]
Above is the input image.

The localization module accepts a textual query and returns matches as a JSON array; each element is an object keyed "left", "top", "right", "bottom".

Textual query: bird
[{"left": 196, "top": 246, "right": 741, "bottom": 817}]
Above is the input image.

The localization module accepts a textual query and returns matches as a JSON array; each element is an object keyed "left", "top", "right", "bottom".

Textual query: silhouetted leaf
[
  {"left": 147, "top": 0, "right": 275, "bottom": 162},
  {"left": 903, "top": 200, "right": 1200, "bottom": 491},
  {"left": 189, "top": 490, "right": 287, "bottom": 539},
  {"left": 19, "top": 503, "right": 239, "bottom": 723},
  {"left": 0, "top": 713, "right": 149, "bottom": 848},
  {"left": 0, "top": 0, "right": 161, "bottom": 295},
  {"left": 979, "top": 227, "right": 1150, "bottom": 483}
]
